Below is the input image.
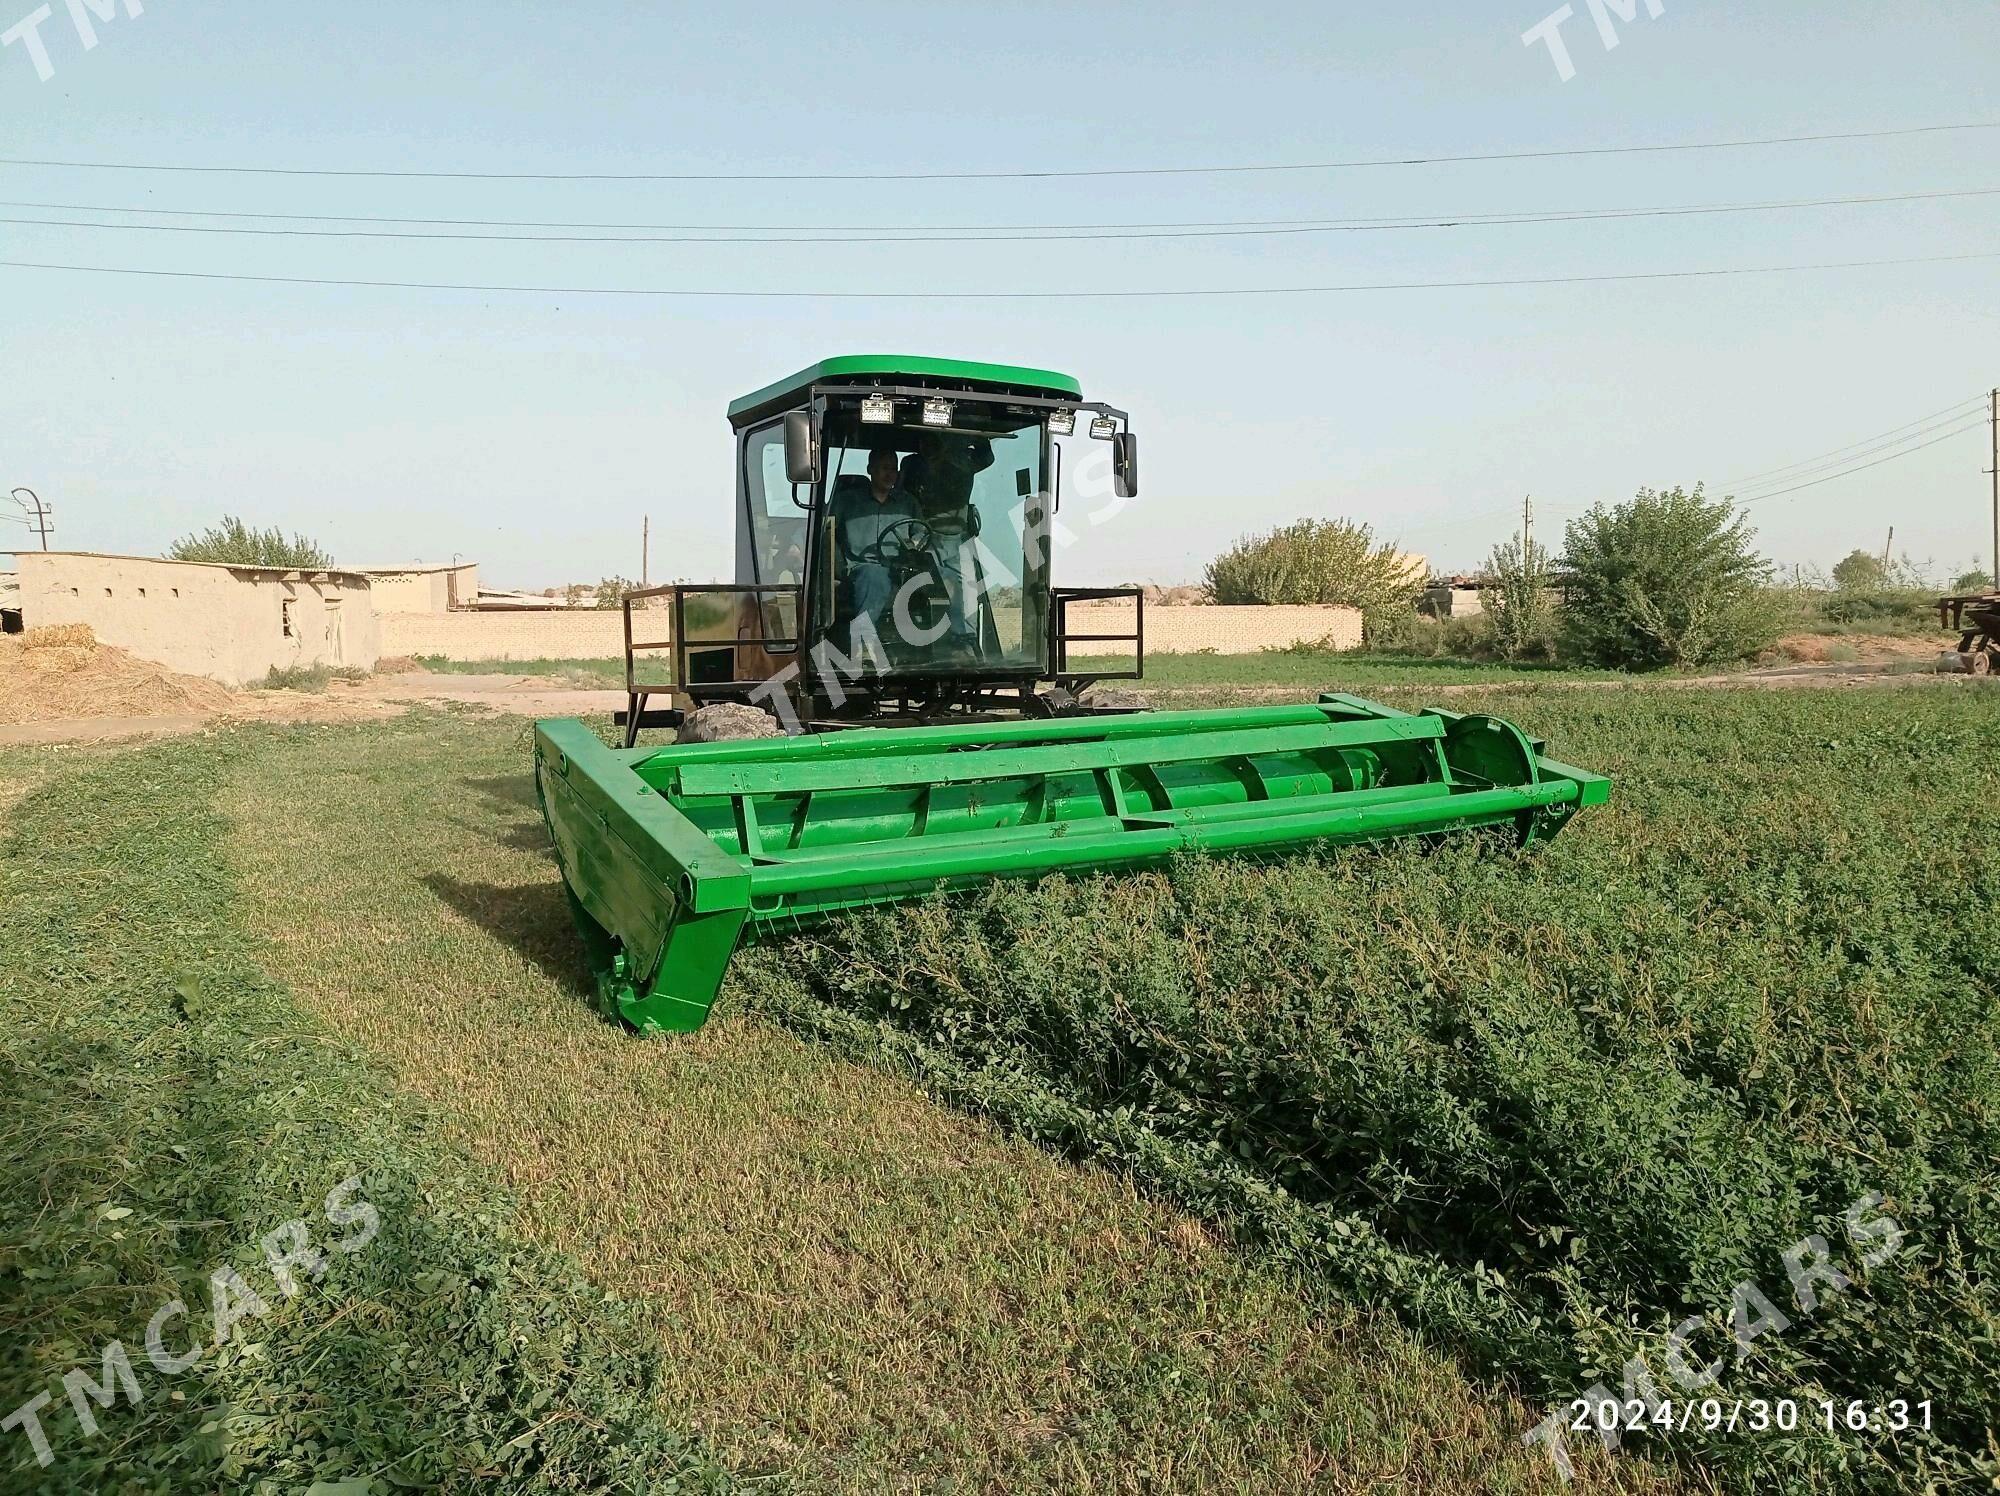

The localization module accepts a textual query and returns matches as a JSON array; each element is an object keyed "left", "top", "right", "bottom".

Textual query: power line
[
  {"left": 1731, "top": 414, "right": 1987, "bottom": 498},
  {"left": 1, "top": 120, "right": 1995, "bottom": 183},
  {"left": 1734, "top": 420, "right": 1988, "bottom": 504},
  {"left": 1731, "top": 405, "right": 1991, "bottom": 495},
  {"left": 1722, "top": 394, "right": 1987, "bottom": 487},
  {"left": 6, "top": 185, "right": 1997, "bottom": 247},
  {"left": 2, "top": 247, "right": 1995, "bottom": 301}
]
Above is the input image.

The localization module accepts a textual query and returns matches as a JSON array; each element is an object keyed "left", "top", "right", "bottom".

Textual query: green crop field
[
  {"left": 414, "top": 654, "right": 628, "bottom": 686},
  {"left": 409, "top": 649, "right": 1624, "bottom": 692},
  {"left": 4, "top": 681, "right": 1996, "bottom": 1491}
]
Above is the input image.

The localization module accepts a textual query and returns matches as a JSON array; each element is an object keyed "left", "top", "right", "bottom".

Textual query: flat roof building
[
  {"left": 350, "top": 562, "right": 479, "bottom": 614},
  {"left": 15, "top": 551, "right": 379, "bottom": 686}
]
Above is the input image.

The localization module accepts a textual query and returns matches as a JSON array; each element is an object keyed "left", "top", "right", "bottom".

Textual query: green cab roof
[{"left": 727, "top": 355, "right": 1083, "bottom": 427}]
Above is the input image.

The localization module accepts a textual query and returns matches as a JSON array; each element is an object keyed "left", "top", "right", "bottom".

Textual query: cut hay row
[{"left": 753, "top": 685, "right": 2000, "bottom": 1491}]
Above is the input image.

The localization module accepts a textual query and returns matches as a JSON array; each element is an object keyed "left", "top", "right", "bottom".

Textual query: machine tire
[
  {"left": 1080, "top": 686, "right": 1151, "bottom": 713},
  {"left": 677, "top": 703, "right": 784, "bottom": 743}
]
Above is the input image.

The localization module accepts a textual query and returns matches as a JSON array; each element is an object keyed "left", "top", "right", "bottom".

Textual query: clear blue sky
[{"left": 4, "top": 0, "right": 1998, "bottom": 587}]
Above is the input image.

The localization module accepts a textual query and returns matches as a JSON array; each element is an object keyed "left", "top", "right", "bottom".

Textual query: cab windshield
[{"left": 811, "top": 397, "right": 1050, "bottom": 673}]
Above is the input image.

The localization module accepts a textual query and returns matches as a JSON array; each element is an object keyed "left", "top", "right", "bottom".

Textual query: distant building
[
  {"left": 1419, "top": 575, "right": 1485, "bottom": 619},
  {"left": 16, "top": 551, "right": 379, "bottom": 685},
  {"left": 467, "top": 587, "right": 575, "bottom": 611},
  {"left": 0, "top": 569, "right": 19, "bottom": 633},
  {"left": 351, "top": 562, "right": 479, "bottom": 613}
]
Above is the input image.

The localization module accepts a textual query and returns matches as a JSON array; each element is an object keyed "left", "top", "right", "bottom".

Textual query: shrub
[
  {"left": 1953, "top": 567, "right": 1993, "bottom": 594},
  {"left": 1558, "top": 485, "right": 1779, "bottom": 669},
  {"left": 1361, "top": 608, "right": 1493, "bottom": 658},
  {"left": 1831, "top": 549, "right": 1889, "bottom": 591},
  {"left": 1811, "top": 589, "right": 1939, "bottom": 634},
  {"left": 260, "top": 664, "right": 367, "bottom": 691},
  {"left": 593, "top": 576, "right": 638, "bottom": 610},
  {"left": 168, "top": 517, "right": 333, "bottom": 569},
  {"left": 1484, "top": 537, "right": 1558, "bottom": 660},
  {"left": 1205, "top": 519, "right": 1421, "bottom": 613}
]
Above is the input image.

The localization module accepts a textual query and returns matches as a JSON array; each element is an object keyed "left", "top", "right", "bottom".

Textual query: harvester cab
[
  {"left": 535, "top": 355, "right": 1611, "bottom": 1037},
  {"left": 616, "top": 355, "right": 1143, "bottom": 743}
]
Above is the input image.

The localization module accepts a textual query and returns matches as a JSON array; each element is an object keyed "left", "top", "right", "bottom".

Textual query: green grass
[
  {"left": 213, "top": 713, "right": 1629, "bottom": 1494},
  {"left": 0, "top": 743, "right": 73, "bottom": 824},
  {"left": 261, "top": 662, "right": 369, "bottom": 692},
  {"left": 1774, "top": 587, "right": 1942, "bottom": 639},
  {"left": 16, "top": 680, "right": 1994, "bottom": 1490},
  {"left": 1069, "top": 650, "right": 1622, "bottom": 689},
  {"left": 414, "top": 655, "right": 625, "bottom": 687},
  {"left": 408, "top": 650, "right": 1615, "bottom": 693},
  {"left": 0, "top": 733, "right": 726, "bottom": 1492},
  {"left": 760, "top": 684, "right": 2000, "bottom": 1492}
]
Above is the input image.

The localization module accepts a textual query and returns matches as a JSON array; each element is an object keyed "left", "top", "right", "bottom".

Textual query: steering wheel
[{"left": 859, "top": 517, "right": 936, "bottom": 566}]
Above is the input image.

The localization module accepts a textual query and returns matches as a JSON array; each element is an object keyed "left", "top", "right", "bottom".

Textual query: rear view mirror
[
  {"left": 783, "top": 411, "right": 820, "bottom": 486},
  {"left": 1113, "top": 431, "right": 1139, "bottom": 499}
]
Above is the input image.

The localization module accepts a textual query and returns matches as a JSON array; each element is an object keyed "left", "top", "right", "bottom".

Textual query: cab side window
[{"left": 743, "top": 424, "right": 809, "bottom": 585}]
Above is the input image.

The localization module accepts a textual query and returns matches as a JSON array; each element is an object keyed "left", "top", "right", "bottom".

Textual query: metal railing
[
  {"left": 617, "top": 583, "right": 803, "bottom": 746},
  {"left": 1052, "top": 586, "right": 1144, "bottom": 680}
]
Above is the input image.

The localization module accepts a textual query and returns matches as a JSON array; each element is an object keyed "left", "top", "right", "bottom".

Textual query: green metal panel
[
  {"left": 534, "top": 699, "right": 1611, "bottom": 1035},
  {"left": 727, "top": 354, "right": 1084, "bottom": 427}
]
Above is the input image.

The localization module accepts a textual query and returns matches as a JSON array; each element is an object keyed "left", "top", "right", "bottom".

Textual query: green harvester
[{"left": 536, "top": 357, "right": 1611, "bottom": 1033}]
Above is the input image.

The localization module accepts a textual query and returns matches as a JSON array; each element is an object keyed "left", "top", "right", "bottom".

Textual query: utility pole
[
  {"left": 1522, "top": 494, "right": 1534, "bottom": 557},
  {"left": 9, "top": 488, "right": 50, "bottom": 550},
  {"left": 1881, "top": 527, "right": 1894, "bottom": 569},
  {"left": 1990, "top": 388, "right": 1998, "bottom": 592},
  {"left": 642, "top": 515, "right": 650, "bottom": 587}
]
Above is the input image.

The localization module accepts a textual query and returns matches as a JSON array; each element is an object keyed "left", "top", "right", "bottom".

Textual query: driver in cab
[{"left": 830, "top": 447, "right": 918, "bottom": 645}]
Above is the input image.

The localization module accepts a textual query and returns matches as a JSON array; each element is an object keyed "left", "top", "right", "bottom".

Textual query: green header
[{"left": 727, "top": 355, "right": 1083, "bottom": 426}]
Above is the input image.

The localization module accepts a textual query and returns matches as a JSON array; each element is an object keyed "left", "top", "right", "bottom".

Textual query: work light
[
  {"left": 1090, "top": 415, "right": 1119, "bottom": 440},
  {"left": 1048, "top": 407, "right": 1075, "bottom": 436},
  {"left": 861, "top": 395, "right": 895, "bottom": 425},
  {"left": 922, "top": 398, "right": 953, "bottom": 427}
]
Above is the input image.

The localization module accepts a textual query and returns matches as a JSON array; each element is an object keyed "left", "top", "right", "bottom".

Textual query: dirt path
[
  {"left": 0, "top": 671, "right": 611, "bottom": 747},
  {"left": 0, "top": 690, "right": 402, "bottom": 748},
  {"left": 4, "top": 661, "right": 1987, "bottom": 748},
  {"left": 356, "top": 670, "right": 623, "bottom": 718},
  {"left": 0, "top": 713, "right": 219, "bottom": 747}
]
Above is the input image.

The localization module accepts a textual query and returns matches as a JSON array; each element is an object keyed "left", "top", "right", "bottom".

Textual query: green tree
[
  {"left": 1484, "top": 535, "right": 1556, "bottom": 660},
  {"left": 1558, "top": 485, "right": 1778, "bottom": 670},
  {"left": 593, "top": 576, "right": 637, "bottom": 610},
  {"left": 1204, "top": 518, "right": 1420, "bottom": 614},
  {"left": 168, "top": 516, "right": 333, "bottom": 569},
  {"left": 1952, "top": 565, "right": 1994, "bottom": 594},
  {"left": 1831, "top": 549, "right": 1889, "bottom": 591}
]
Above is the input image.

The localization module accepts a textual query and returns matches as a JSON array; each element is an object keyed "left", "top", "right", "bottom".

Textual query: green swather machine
[{"left": 535, "top": 356, "right": 1611, "bottom": 1033}]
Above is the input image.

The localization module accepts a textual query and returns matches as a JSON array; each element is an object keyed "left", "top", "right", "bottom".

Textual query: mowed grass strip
[
  {"left": 0, "top": 741, "right": 116, "bottom": 830},
  {"left": 217, "top": 713, "right": 1661, "bottom": 1494},
  {"left": 0, "top": 736, "right": 727, "bottom": 1493}
]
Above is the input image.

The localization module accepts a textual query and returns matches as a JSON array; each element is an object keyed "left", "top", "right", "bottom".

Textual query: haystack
[{"left": 0, "top": 625, "right": 237, "bottom": 725}]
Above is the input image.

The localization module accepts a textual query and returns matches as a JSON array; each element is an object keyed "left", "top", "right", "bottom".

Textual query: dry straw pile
[{"left": 0, "top": 624, "right": 236, "bottom": 724}]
